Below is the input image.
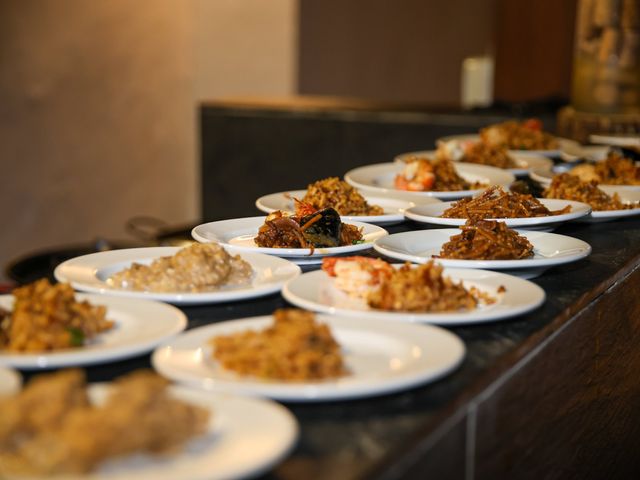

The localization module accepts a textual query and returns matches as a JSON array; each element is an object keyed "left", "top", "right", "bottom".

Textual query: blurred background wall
[
  {"left": 298, "top": 0, "right": 496, "bottom": 104},
  {"left": 0, "top": 0, "right": 574, "bottom": 278},
  {"left": 0, "top": 0, "right": 297, "bottom": 277},
  {"left": 298, "top": 0, "right": 575, "bottom": 104}
]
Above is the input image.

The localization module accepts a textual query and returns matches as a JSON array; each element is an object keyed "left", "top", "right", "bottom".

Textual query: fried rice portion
[
  {"left": 437, "top": 141, "right": 516, "bottom": 169},
  {"left": 302, "top": 177, "right": 384, "bottom": 215},
  {"left": 543, "top": 173, "right": 639, "bottom": 211},
  {"left": 211, "top": 308, "right": 347, "bottom": 381},
  {"left": 0, "top": 280, "right": 114, "bottom": 352},
  {"left": 368, "top": 261, "right": 494, "bottom": 312},
  {"left": 568, "top": 153, "right": 640, "bottom": 185},
  {"left": 480, "top": 119, "right": 558, "bottom": 150}
]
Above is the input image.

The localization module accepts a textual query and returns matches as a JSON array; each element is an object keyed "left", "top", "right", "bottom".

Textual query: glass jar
[{"left": 571, "top": 0, "right": 640, "bottom": 113}]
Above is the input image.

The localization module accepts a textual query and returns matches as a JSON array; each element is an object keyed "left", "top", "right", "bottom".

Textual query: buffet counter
[
  {"left": 15, "top": 99, "right": 640, "bottom": 479},
  {"left": 200, "top": 99, "right": 640, "bottom": 478},
  {"left": 32, "top": 216, "right": 640, "bottom": 480}
]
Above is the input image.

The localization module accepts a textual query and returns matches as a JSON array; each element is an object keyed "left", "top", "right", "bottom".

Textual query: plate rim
[
  {"left": 588, "top": 207, "right": 640, "bottom": 220},
  {"left": 589, "top": 133, "right": 640, "bottom": 147}
]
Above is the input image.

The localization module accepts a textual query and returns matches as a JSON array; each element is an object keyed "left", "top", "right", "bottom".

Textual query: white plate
[
  {"left": 191, "top": 217, "right": 388, "bottom": 262},
  {"left": 590, "top": 134, "right": 640, "bottom": 148},
  {"left": 254, "top": 189, "right": 430, "bottom": 226},
  {"left": 394, "top": 149, "right": 553, "bottom": 177},
  {"left": 404, "top": 199, "right": 591, "bottom": 231},
  {"left": 529, "top": 167, "right": 640, "bottom": 192},
  {"left": 344, "top": 162, "right": 515, "bottom": 201},
  {"left": 435, "top": 133, "right": 581, "bottom": 158},
  {"left": 282, "top": 268, "right": 545, "bottom": 325},
  {"left": 373, "top": 229, "right": 591, "bottom": 279},
  {"left": 527, "top": 168, "right": 554, "bottom": 185},
  {"left": 54, "top": 247, "right": 301, "bottom": 306},
  {"left": 22, "top": 384, "right": 298, "bottom": 480},
  {"left": 0, "top": 294, "right": 187, "bottom": 369},
  {"left": 0, "top": 366, "right": 21, "bottom": 396},
  {"left": 152, "top": 314, "right": 465, "bottom": 401},
  {"left": 559, "top": 144, "right": 609, "bottom": 162}
]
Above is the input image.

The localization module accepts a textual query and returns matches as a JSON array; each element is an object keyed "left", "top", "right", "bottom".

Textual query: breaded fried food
[
  {"left": 0, "top": 370, "right": 89, "bottom": 451},
  {"left": 0, "top": 370, "right": 209, "bottom": 475}
]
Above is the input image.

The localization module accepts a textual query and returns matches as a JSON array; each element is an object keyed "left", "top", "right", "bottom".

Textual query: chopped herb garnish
[{"left": 67, "top": 327, "right": 85, "bottom": 346}]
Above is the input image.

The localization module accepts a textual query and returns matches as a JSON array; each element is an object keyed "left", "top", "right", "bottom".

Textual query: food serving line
[
  {"left": 11, "top": 208, "right": 640, "bottom": 480},
  {"left": 4, "top": 109, "right": 640, "bottom": 479}
]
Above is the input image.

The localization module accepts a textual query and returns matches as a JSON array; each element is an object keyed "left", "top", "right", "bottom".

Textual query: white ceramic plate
[
  {"left": 152, "top": 314, "right": 465, "bottom": 402},
  {"left": 344, "top": 162, "right": 515, "bottom": 201},
  {"left": 0, "top": 366, "right": 21, "bottom": 396},
  {"left": 404, "top": 199, "right": 591, "bottom": 231},
  {"left": 282, "top": 268, "right": 545, "bottom": 325},
  {"left": 0, "top": 294, "right": 187, "bottom": 369},
  {"left": 254, "top": 189, "right": 430, "bottom": 226},
  {"left": 24, "top": 384, "right": 298, "bottom": 480},
  {"left": 590, "top": 133, "right": 640, "bottom": 148},
  {"left": 529, "top": 168, "right": 640, "bottom": 192},
  {"left": 587, "top": 187, "right": 640, "bottom": 222},
  {"left": 527, "top": 168, "right": 558, "bottom": 185},
  {"left": 559, "top": 144, "right": 609, "bottom": 162},
  {"left": 394, "top": 149, "right": 553, "bottom": 177},
  {"left": 54, "top": 247, "right": 301, "bottom": 306},
  {"left": 191, "top": 217, "right": 388, "bottom": 263},
  {"left": 435, "top": 133, "right": 581, "bottom": 158},
  {"left": 373, "top": 229, "right": 591, "bottom": 279}
]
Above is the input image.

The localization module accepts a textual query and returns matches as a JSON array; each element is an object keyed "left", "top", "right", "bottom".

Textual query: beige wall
[
  {"left": 0, "top": 0, "right": 297, "bottom": 278},
  {"left": 194, "top": 0, "right": 297, "bottom": 99}
]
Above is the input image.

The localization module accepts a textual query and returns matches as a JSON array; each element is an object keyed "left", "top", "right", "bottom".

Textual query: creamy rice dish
[{"left": 109, "top": 243, "right": 253, "bottom": 293}]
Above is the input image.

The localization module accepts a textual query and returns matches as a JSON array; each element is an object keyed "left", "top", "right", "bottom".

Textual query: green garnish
[
  {"left": 67, "top": 327, "right": 85, "bottom": 346},
  {"left": 352, "top": 240, "right": 365, "bottom": 245}
]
